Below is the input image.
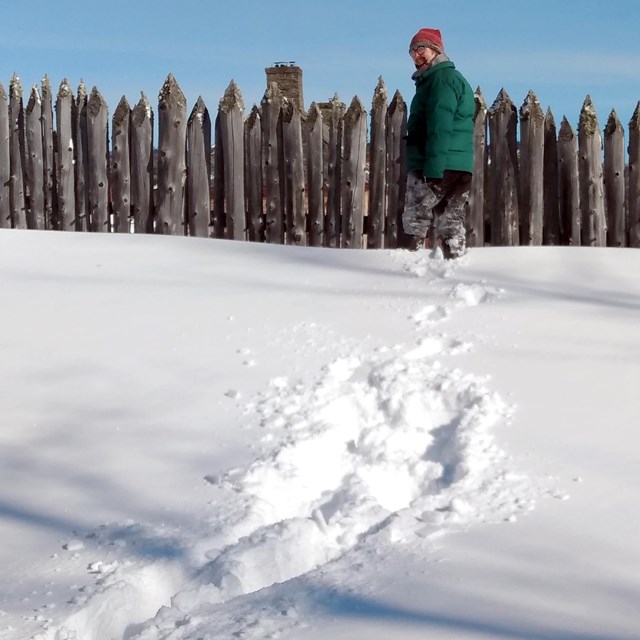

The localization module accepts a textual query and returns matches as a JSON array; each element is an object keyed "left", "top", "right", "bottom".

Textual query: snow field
[{"left": 38, "top": 251, "right": 536, "bottom": 640}]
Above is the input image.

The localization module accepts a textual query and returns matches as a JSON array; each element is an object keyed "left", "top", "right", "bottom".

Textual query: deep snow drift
[{"left": 0, "top": 230, "right": 638, "bottom": 640}]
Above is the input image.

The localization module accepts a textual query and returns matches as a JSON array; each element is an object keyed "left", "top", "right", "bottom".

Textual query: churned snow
[{"left": 0, "top": 230, "right": 638, "bottom": 640}]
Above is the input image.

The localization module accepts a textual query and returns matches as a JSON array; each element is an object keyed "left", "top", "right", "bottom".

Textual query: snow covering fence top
[{"left": 0, "top": 73, "right": 639, "bottom": 248}]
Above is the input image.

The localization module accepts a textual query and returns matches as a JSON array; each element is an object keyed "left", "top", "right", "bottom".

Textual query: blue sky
[{"left": 2, "top": 0, "right": 640, "bottom": 130}]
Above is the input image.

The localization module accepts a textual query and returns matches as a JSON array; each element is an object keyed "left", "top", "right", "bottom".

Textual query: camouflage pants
[{"left": 403, "top": 170, "right": 472, "bottom": 257}]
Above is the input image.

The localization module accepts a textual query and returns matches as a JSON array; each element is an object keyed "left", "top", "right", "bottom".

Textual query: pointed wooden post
[
  {"left": 9, "top": 75, "right": 26, "bottom": 229},
  {"left": 558, "top": 117, "right": 580, "bottom": 245},
  {"left": 342, "top": 96, "right": 367, "bottom": 248},
  {"left": 326, "top": 94, "right": 344, "bottom": 248},
  {"left": 487, "top": 89, "right": 519, "bottom": 246},
  {"left": 282, "top": 97, "right": 305, "bottom": 245},
  {"left": 25, "top": 85, "right": 44, "bottom": 229},
  {"left": 86, "top": 87, "right": 109, "bottom": 232},
  {"left": 212, "top": 113, "right": 225, "bottom": 238},
  {"left": 367, "top": 77, "right": 387, "bottom": 249},
  {"left": 74, "top": 82, "right": 89, "bottom": 231},
  {"left": 385, "top": 90, "right": 407, "bottom": 249},
  {"left": 130, "top": 93, "right": 154, "bottom": 233},
  {"left": 244, "top": 105, "right": 263, "bottom": 242},
  {"left": 261, "top": 83, "right": 284, "bottom": 243},
  {"left": 469, "top": 87, "right": 487, "bottom": 248},
  {"left": 629, "top": 103, "right": 640, "bottom": 248},
  {"left": 41, "top": 77, "right": 56, "bottom": 230},
  {"left": 219, "top": 81, "right": 245, "bottom": 241},
  {"left": 55, "top": 78, "right": 75, "bottom": 230},
  {"left": 156, "top": 74, "right": 187, "bottom": 235},
  {"left": 519, "top": 90, "right": 544, "bottom": 245},
  {"left": 604, "top": 109, "right": 626, "bottom": 247},
  {"left": 543, "top": 108, "right": 560, "bottom": 245},
  {"left": 111, "top": 96, "right": 131, "bottom": 233},
  {"left": 186, "top": 97, "right": 211, "bottom": 238},
  {"left": 306, "top": 102, "right": 324, "bottom": 247},
  {"left": 0, "top": 83, "right": 9, "bottom": 229},
  {"left": 578, "top": 96, "right": 606, "bottom": 246}
]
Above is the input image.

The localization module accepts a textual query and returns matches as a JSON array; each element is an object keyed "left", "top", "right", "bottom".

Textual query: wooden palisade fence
[{"left": 1, "top": 72, "right": 640, "bottom": 249}]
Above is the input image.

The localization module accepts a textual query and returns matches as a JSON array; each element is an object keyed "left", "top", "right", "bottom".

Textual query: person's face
[{"left": 409, "top": 45, "right": 437, "bottom": 68}]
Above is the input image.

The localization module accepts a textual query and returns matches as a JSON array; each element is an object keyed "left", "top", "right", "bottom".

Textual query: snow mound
[
  {"left": 42, "top": 253, "right": 532, "bottom": 640},
  {"left": 49, "top": 340, "right": 532, "bottom": 640}
]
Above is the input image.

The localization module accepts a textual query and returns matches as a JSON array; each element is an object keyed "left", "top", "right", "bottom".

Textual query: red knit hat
[{"left": 409, "top": 28, "right": 444, "bottom": 54}]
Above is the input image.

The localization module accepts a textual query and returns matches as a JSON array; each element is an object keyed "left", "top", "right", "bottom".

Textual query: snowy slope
[{"left": 0, "top": 230, "right": 638, "bottom": 640}]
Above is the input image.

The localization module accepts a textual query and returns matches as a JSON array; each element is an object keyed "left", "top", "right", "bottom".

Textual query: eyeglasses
[{"left": 409, "top": 45, "right": 427, "bottom": 57}]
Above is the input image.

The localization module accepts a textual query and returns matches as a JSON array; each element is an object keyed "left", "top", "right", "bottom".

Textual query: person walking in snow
[{"left": 403, "top": 28, "right": 475, "bottom": 258}]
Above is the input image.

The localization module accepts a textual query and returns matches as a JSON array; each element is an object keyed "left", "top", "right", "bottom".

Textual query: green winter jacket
[{"left": 406, "top": 58, "right": 475, "bottom": 179}]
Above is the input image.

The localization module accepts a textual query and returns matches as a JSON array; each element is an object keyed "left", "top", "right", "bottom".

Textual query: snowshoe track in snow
[{"left": 43, "top": 253, "right": 534, "bottom": 640}]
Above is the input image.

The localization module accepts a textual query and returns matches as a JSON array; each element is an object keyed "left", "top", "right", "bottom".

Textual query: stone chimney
[{"left": 265, "top": 63, "right": 304, "bottom": 112}]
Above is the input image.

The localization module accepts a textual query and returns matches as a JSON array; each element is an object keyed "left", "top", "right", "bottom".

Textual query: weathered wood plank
[
  {"left": 367, "top": 77, "right": 387, "bottom": 249},
  {"left": 111, "top": 96, "right": 131, "bottom": 233},
  {"left": 55, "top": 78, "right": 75, "bottom": 230},
  {"left": 0, "top": 83, "right": 11, "bottom": 229},
  {"left": 25, "top": 85, "right": 44, "bottom": 229},
  {"left": 558, "top": 117, "right": 580, "bottom": 245},
  {"left": 603, "top": 109, "right": 626, "bottom": 247},
  {"left": 325, "top": 94, "right": 344, "bottom": 248},
  {"left": 74, "top": 82, "right": 89, "bottom": 231},
  {"left": 41, "top": 77, "right": 56, "bottom": 230},
  {"left": 385, "top": 90, "right": 407, "bottom": 248},
  {"left": 341, "top": 96, "right": 367, "bottom": 248},
  {"left": 519, "top": 90, "right": 544, "bottom": 245},
  {"left": 156, "top": 74, "right": 187, "bottom": 235},
  {"left": 9, "top": 75, "right": 27, "bottom": 229},
  {"left": 543, "top": 108, "right": 560, "bottom": 245},
  {"left": 186, "top": 96, "right": 212, "bottom": 237},
  {"left": 578, "top": 96, "right": 606, "bottom": 246},
  {"left": 86, "top": 87, "right": 110, "bottom": 232},
  {"left": 306, "top": 102, "right": 324, "bottom": 247},
  {"left": 244, "top": 105, "right": 264, "bottom": 242},
  {"left": 487, "top": 89, "right": 519, "bottom": 245},
  {"left": 261, "top": 83, "right": 284, "bottom": 244},
  {"left": 468, "top": 87, "right": 486, "bottom": 248},
  {"left": 212, "top": 113, "right": 225, "bottom": 238},
  {"left": 629, "top": 103, "right": 640, "bottom": 248},
  {"left": 219, "top": 81, "right": 245, "bottom": 241},
  {"left": 282, "top": 97, "right": 305, "bottom": 245},
  {"left": 130, "top": 93, "right": 154, "bottom": 233}
]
